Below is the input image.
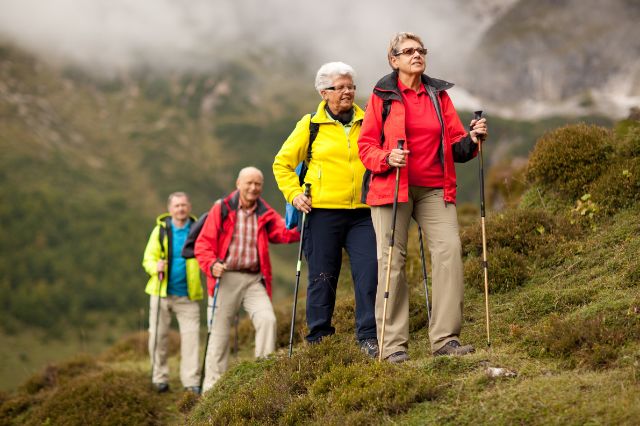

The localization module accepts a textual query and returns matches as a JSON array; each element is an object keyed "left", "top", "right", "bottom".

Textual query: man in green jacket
[{"left": 142, "top": 192, "right": 203, "bottom": 394}]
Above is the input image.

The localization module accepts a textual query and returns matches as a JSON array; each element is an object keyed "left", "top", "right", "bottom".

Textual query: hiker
[
  {"left": 194, "top": 166, "right": 300, "bottom": 392},
  {"left": 358, "top": 32, "right": 488, "bottom": 362},
  {"left": 273, "top": 62, "right": 379, "bottom": 357},
  {"left": 142, "top": 192, "right": 203, "bottom": 393}
]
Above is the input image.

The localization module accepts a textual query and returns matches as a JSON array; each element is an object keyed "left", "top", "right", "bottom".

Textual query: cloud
[{"left": 0, "top": 0, "right": 492, "bottom": 95}]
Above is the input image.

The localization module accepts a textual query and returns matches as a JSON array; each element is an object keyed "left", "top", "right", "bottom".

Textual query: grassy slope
[{"left": 1, "top": 203, "right": 638, "bottom": 425}]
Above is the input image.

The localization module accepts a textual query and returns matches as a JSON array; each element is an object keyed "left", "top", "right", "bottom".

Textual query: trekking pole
[
  {"left": 288, "top": 183, "right": 311, "bottom": 357},
  {"left": 199, "top": 276, "right": 221, "bottom": 390},
  {"left": 473, "top": 110, "right": 491, "bottom": 347},
  {"left": 379, "top": 140, "right": 404, "bottom": 362},
  {"left": 233, "top": 313, "right": 239, "bottom": 360},
  {"left": 150, "top": 267, "right": 164, "bottom": 385},
  {"left": 417, "top": 226, "right": 431, "bottom": 324}
]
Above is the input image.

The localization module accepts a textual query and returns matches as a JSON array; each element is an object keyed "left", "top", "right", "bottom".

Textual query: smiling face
[
  {"left": 320, "top": 75, "right": 356, "bottom": 115},
  {"left": 390, "top": 39, "right": 426, "bottom": 77},
  {"left": 236, "top": 167, "right": 264, "bottom": 208}
]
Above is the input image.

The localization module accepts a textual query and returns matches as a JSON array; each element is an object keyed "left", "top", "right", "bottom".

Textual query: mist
[{"left": 0, "top": 0, "right": 513, "bottom": 107}]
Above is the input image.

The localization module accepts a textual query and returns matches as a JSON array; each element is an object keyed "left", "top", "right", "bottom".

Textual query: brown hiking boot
[
  {"left": 385, "top": 351, "right": 410, "bottom": 363},
  {"left": 433, "top": 340, "right": 475, "bottom": 356}
]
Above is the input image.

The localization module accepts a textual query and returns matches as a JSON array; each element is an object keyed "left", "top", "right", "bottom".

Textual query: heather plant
[
  {"left": 526, "top": 124, "right": 613, "bottom": 199},
  {"left": 589, "top": 158, "right": 640, "bottom": 214}
]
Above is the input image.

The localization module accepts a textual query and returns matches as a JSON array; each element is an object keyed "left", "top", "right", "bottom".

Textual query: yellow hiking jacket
[
  {"left": 141, "top": 213, "right": 203, "bottom": 300},
  {"left": 273, "top": 100, "right": 369, "bottom": 209}
]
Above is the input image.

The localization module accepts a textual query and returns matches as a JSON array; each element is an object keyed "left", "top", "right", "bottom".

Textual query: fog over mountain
[
  {"left": 0, "top": 0, "right": 510, "bottom": 111},
  {"left": 1, "top": 0, "right": 638, "bottom": 117}
]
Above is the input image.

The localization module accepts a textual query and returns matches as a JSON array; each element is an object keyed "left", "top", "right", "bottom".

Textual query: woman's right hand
[
  {"left": 293, "top": 193, "right": 312, "bottom": 214},
  {"left": 387, "top": 148, "right": 410, "bottom": 168}
]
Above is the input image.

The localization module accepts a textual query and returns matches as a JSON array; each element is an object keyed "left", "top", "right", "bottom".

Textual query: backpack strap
[
  {"left": 380, "top": 98, "right": 391, "bottom": 143},
  {"left": 158, "top": 217, "right": 171, "bottom": 259},
  {"left": 307, "top": 112, "right": 319, "bottom": 163}
]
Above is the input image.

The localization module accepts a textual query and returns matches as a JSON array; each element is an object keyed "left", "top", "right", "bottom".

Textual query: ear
[{"left": 390, "top": 55, "right": 399, "bottom": 70}]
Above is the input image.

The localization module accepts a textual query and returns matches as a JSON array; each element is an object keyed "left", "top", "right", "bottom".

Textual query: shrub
[
  {"left": 21, "top": 355, "right": 100, "bottom": 395},
  {"left": 464, "top": 248, "right": 528, "bottom": 293},
  {"left": 589, "top": 158, "right": 640, "bottom": 214},
  {"left": 526, "top": 124, "right": 613, "bottom": 198},
  {"left": 190, "top": 336, "right": 442, "bottom": 425},
  {"left": 461, "top": 209, "right": 578, "bottom": 258},
  {"left": 530, "top": 311, "right": 640, "bottom": 369},
  {"left": 0, "top": 393, "right": 34, "bottom": 424},
  {"left": 613, "top": 119, "right": 640, "bottom": 156},
  {"left": 26, "top": 370, "right": 166, "bottom": 425}
]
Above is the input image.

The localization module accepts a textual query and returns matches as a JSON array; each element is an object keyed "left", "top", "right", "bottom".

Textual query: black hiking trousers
[{"left": 303, "top": 208, "right": 378, "bottom": 342}]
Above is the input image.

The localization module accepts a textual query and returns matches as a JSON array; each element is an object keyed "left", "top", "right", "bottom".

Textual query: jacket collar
[
  {"left": 156, "top": 212, "right": 197, "bottom": 227},
  {"left": 312, "top": 100, "right": 365, "bottom": 124},
  {"left": 225, "top": 190, "right": 269, "bottom": 217},
  {"left": 373, "top": 71, "right": 454, "bottom": 101}
]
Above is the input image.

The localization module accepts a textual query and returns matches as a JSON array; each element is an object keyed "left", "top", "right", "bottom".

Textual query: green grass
[{"left": 1, "top": 202, "right": 638, "bottom": 425}]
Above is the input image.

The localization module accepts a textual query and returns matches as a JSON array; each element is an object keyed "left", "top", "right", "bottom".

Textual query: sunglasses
[{"left": 394, "top": 47, "right": 428, "bottom": 57}]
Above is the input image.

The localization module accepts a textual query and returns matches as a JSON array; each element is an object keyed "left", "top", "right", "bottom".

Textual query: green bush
[
  {"left": 613, "top": 119, "right": 640, "bottom": 156},
  {"left": 529, "top": 311, "right": 640, "bottom": 370},
  {"left": 526, "top": 124, "right": 613, "bottom": 198},
  {"left": 190, "top": 336, "right": 441, "bottom": 425},
  {"left": 461, "top": 209, "right": 578, "bottom": 258},
  {"left": 589, "top": 158, "right": 640, "bottom": 214},
  {"left": 26, "top": 370, "right": 166, "bottom": 425},
  {"left": 464, "top": 248, "right": 529, "bottom": 293},
  {"left": 21, "top": 355, "right": 100, "bottom": 395}
]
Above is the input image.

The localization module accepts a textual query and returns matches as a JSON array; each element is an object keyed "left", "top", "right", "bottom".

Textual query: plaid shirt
[{"left": 224, "top": 202, "right": 259, "bottom": 272}]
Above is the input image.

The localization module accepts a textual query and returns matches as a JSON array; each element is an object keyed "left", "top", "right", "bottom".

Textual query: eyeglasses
[
  {"left": 325, "top": 85, "right": 356, "bottom": 92},
  {"left": 394, "top": 47, "right": 428, "bottom": 57}
]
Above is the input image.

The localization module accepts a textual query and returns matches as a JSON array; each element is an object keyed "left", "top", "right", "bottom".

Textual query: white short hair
[{"left": 314, "top": 62, "right": 356, "bottom": 93}]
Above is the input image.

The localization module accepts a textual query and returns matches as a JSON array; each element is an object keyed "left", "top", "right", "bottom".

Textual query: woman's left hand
[{"left": 469, "top": 117, "right": 488, "bottom": 144}]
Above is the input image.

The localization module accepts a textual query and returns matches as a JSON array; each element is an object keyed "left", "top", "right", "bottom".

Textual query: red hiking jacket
[
  {"left": 194, "top": 190, "right": 300, "bottom": 298},
  {"left": 358, "top": 72, "right": 478, "bottom": 205}
]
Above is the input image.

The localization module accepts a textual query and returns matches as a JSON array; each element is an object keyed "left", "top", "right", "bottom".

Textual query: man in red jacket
[{"left": 194, "top": 166, "right": 300, "bottom": 392}]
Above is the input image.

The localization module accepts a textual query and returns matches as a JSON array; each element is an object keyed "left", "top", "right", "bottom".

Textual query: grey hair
[
  {"left": 314, "top": 62, "right": 356, "bottom": 93},
  {"left": 237, "top": 166, "right": 264, "bottom": 181},
  {"left": 387, "top": 32, "right": 424, "bottom": 69},
  {"left": 167, "top": 191, "right": 190, "bottom": 205}
]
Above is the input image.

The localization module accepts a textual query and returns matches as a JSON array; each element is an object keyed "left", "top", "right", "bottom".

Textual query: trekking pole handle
[
  {"left": 304, "top": 183, "right": 311, "bottom": 197},
  {"left": 397, "top": 139, "right": 404, "bottom": 151},
  {"left": 471, "top": 110, "right": 484, "bottom": 142}
]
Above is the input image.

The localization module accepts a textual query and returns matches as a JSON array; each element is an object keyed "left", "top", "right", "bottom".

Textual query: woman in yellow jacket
[{"left": 273, "top": 62, "right": 378, "bottom": 357}]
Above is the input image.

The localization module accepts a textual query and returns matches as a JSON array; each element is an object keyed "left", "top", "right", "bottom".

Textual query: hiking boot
[
  {"left": 358, "top": 338, "right": 379, "bottom": 358},
  {"left": 184, "top": 386, "right": 201, "bottom": 395},
  {"left": 153, "top": 382, "right": 169, "bottom": 393},
  {"left": 307, "top": 336, "right": 325, "bottom": 345},
  {"left": 433, "top": 340, "right": 475, "bottom": 356},
  {"left": 385, "top": 351, "right": 409, "bottom": 363}
]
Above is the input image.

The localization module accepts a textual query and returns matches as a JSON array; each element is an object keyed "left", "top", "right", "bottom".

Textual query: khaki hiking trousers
[
  {"left": 202, "top": 271, "right": 277, "bottom": 393},
  {"left": 148, "top": 295, "right": 201, "bottom": 387},
  {"left": 371, "top": 187, "right": 464, "bottom": 358}
]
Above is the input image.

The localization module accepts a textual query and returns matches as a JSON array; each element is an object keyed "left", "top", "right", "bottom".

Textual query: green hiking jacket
[{"left": 142, "top": 213, "right": 203, "bottom": 300}]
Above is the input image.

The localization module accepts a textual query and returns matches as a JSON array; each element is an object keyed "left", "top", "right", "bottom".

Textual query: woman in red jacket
[{"left": 358, "top": 32, "right": 488, "bottom": 363}]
